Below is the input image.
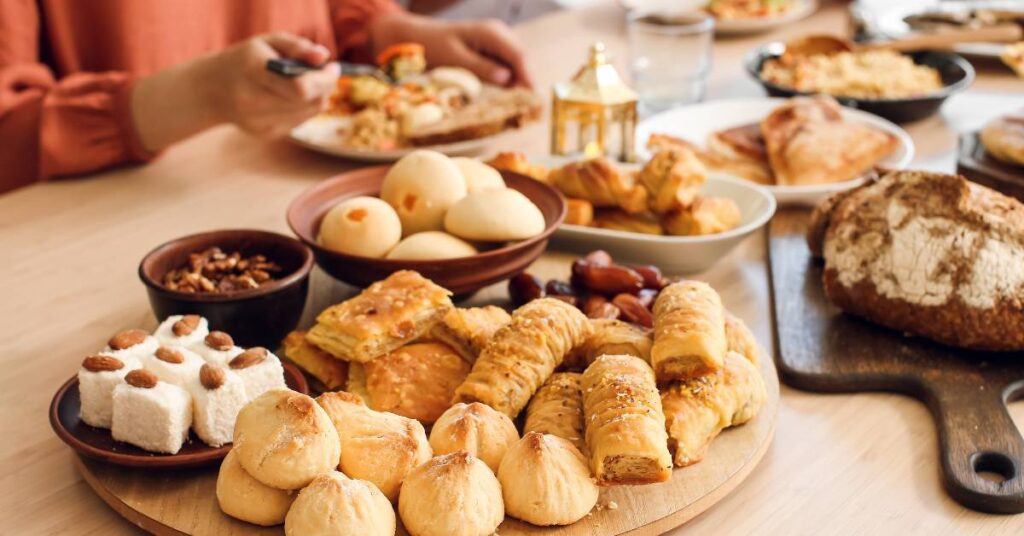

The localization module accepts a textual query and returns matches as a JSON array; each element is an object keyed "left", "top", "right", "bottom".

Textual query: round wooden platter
[{"left": 75, "top": 355, "right": 778, "bottom": 536}]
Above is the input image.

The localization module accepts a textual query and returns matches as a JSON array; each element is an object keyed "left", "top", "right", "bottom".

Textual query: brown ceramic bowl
[
  {"left": 49, "top": 362, "right": 308, "bottom": 468},
  {"left": 287, "top": 166, "right": 566, "bottom": 296},
  {"left": 138, "top": 230, "right": 313, "bottom": 348}
]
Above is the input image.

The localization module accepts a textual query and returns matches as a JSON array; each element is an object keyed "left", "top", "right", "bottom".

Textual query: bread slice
[{"left": 406, "top": 87, "right": 541, "bottom": 146}]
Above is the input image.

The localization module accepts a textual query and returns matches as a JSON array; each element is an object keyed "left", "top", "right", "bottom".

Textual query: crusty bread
[
  {"left": 406, "top": 86, "right": 541, "bottom": 146},
  {"left": 813, "top": 170, "right": 1024, "bottom": 350}
]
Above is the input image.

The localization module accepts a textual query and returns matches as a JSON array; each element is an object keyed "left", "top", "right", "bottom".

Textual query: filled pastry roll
[
  {"left": 581, "top": 354, "right": 672, "bottom": 485},
  {"left": 524, "top": 372, "right": 587, "bottom": 455},
  {"left": 429, "top": 305, "right": 512, "bottom": 364},
  {"left": 574, "top": 319, "right": 653, "bottom": 366},
  {"left": 306, "top": 270, "right": 453, "bottom": 362},
  {"left": 453, "top": 298, "right": 591, "bottom": 418},
  {"left": 651, "top": 281, "right": 727, "bottom": 381},
  {"left": 661, "top": 352, "right": 766, "bottom": 467}
]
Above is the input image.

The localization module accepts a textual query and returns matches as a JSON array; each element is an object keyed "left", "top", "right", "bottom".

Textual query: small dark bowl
[
  {"left": 138, "top": 229, "right": 313, "bottom": 348},
  {"left": 745, "top": 42, "right": 975, "bottom": 123},
  {"left": 287, "top": 166, "right": 566, "bottom": 296}
]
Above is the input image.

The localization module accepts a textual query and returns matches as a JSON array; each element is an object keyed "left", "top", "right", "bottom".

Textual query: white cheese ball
[
  {"left": 319, "top": 196, "right": 402, "bottom": 258},
  {"left": 381, "top": 150, "right": 467, "bottom": 236},
  {"left": 444, "top": 188, "right": 545, "bottom": 242},
  {"left": 386, "top": 231, "right": 478, "bottom": 260},
  {"left": 452, "top": 158, "right": 505, "bottom": 193}
]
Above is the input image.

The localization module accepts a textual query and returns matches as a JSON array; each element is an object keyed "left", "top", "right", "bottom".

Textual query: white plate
[
  {"left": 537, "top": 156, "right": 776, "bottom": 274},
  {"left": 290, "top": 115, "right": 496, "bottom": 163},
  {"left": 636, "top": 98, "right": 915, "bottom": 206},
  {"left": 869, "top": 0, "right": 1020, "bottom": 60},
  {"left": 618, "top": 0, "right": 817, "bottom": 35}
]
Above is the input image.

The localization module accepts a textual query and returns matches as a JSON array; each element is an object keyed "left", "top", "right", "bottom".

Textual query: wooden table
[{"left": 2, "top": 1, "right": 1023, "bottom": 533}]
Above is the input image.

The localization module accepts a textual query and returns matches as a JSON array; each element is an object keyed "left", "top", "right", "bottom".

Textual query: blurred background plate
[
  {"left": 618, "top": 0, "right": 817, "bottom": 35},
  {"left": 636, "top": 97, "right": 915, "bottom": 205}
]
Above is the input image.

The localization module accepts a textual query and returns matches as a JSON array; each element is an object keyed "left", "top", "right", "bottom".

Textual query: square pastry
[
  {"left": 154, "top": 314, "right": 209, "bottom": 348},
  {"left": 139, "top": 346, "right": 204, "bottom": 388},
  {"left": 430, "top": 306, "right": 511, "bottom": 364},
  {"left": 227, "top": 347, "right": 286, "bottom": 401},
  {"left": 78, "top": 354, "right": 141, "bottom": 429},
  {"left": 111, "top": 370, "right": 193, "bottom": 454},
  {"left": 186, "top": 364, "right": 248, "bottom": 447},
  {"left": 306, "top": 270, "right": 453, "bottom": 362}
]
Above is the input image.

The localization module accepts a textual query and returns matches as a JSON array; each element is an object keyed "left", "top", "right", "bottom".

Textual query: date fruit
[
  {"left": 582, "top": 294, "right": 609, "bottom": 316},
  {"left": 613, "top": 294, "right": 654, "bottom": 328},
  {"left": 509, "top": 273, "right": 545, "bottom": 306},
  {"left": 631, "top": 264, "right": 664, "bottom": 290},
  {"left": 545, "top": 279, "right": 575, "bottom": 297},
  {"left": 579, "top": 264, "right": 644, "bottom": 296},
  {"left": 636, "top": 288, "right": 659, "bottom": 310},
  {"left": 586, "top": 302, "right": 621, "bottom": 320}
]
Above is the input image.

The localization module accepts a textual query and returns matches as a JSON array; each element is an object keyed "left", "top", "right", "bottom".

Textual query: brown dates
[
  {"left": 612, "top": 294, "right": 654, "bottom": 328},
  {"left": 509, "top": 273, "right": 545, "bottom": 306},
  {"left": 579, "top": 264, "right": 644, "bottom": 296}
]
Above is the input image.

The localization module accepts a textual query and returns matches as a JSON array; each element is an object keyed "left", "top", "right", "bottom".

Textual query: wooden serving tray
[
  {"left": 75, "top": 354, "right": 778, "bottom": 536},
  {"left": 768, "top": 210, "right": 1024, "bottom": 514}
]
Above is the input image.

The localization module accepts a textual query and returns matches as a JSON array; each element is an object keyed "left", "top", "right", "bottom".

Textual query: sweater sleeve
[
  {"left": 329, "top": 0, "right": 402, "bottom": 64},
  {"left": 0, "top": 1, "right": 155, "bottom": 193}
]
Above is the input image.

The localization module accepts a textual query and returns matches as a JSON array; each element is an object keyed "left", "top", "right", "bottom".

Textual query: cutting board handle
[{"left": 932, "top": 382, "right": 1024, "bottom": 513}]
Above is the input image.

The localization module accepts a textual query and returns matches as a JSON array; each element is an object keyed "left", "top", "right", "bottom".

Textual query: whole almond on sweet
[
  {"left": 108, "top": 329, "right": 148, "bottom": 350},
  {"left": 82, "top": 355, "right": 125, "bottom": 372},
  {"left": 172, "top": 315, "right": 202, "bottom": 336},
  {"left": 155, "top": 347, "right": 185, "bottom": 364},
  {"left": 125, "top": 369, "right": 158, "bottom": 389},
  {"left": 205, "top": 331, "right": 234, "bottom": 351},
  {"left": 229, "top": 347, "right": 267, "bottom": 369},
  {"left": 199, "top": 363, "right": 226, "bottom": 390}
]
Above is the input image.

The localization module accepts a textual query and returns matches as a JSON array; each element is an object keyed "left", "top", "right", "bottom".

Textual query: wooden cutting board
[{"left": 768, "top": 209, "right": 1024, "bottom": 514}]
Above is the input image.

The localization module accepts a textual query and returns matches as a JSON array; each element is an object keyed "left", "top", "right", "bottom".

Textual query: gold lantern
[{"left": 551, "top": 42, "right": 638, "bottom": 162}]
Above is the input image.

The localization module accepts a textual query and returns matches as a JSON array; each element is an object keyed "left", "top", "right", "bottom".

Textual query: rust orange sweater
[{"left": 0, "top": 0, "right": 398, "bottom": 193}]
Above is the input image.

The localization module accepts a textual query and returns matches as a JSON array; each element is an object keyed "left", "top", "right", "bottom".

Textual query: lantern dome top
[{"left": 554, "top": 42, "right": 637, "bottom": 106}]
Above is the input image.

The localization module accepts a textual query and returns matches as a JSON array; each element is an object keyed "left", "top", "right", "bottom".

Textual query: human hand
[
  {"left": 132, "top": 32, "right": 339, "bottom": 151},
  {"left": 371, "top": 12, "right": 533, "bottom": 88}
]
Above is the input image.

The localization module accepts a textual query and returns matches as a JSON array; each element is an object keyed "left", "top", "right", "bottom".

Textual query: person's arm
[{"left": 329, "top": 0, "right": 403, "bottom": 64}]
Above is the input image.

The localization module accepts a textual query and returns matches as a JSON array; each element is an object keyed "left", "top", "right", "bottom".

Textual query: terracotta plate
[{"left": 49, "top": 362, "right": 309, "bottom": 469}]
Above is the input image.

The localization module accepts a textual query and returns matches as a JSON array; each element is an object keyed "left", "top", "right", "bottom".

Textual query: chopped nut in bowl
[{"left": 138, "top": 230, "right": 313, "bottom": 348}]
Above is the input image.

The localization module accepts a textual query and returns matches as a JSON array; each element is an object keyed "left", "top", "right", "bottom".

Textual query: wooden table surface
[{"left": 2, "top": 1, "right": 1023, "bottom": 534}]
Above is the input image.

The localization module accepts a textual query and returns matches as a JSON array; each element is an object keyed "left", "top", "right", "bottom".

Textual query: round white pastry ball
[
  {"left": 284, "top": 471, "right": 395, "bottom": 536},
  {"left": 399, "top": 451, "right": 504, "bottom": 536},
  {"left": 216, "top": 449, "right": 295, "bottom": 526},
  {"left": 385, "top": 231, "right": 478, "bottom": 260},
  {"left": 429, "top": 67, "right": 482, "bottom": 98},
  {"left": 452, "top": 157, "right": 505, "bottom": 193},
  {"left": 497, "top": 432, "right": 599, "bottom": 526},
  {"left": 381, "top": 150, "right": 467, "bottom": 236},
  {"left": 444, "top": 188, "right": 545, "bottom": 242},
  {"left": 319, "top": 196, "right": 401, "bottom": 257}
]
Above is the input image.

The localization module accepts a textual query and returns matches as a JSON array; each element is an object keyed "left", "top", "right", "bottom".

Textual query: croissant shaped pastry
[
  {"left": 651, "top": 281, "right": 728, "bottom": 381},
  {"left": 524, "top": 372, "right": 587, "bottom": 454},
  {"left": 725, "top": 313, "right": 761, "bottom": 364},
  {"left": 399, "top": 451, "right": 504, "bottom": 536},
  {"left": 761, "top": 96, "right": 898, "bottom": 186},
  {"left": 497, "top": 432, "right": 599, "bottom": 526},
  {"left": 581, "top": 354, "right": 672, "bottom": 485},
  {"left": 661, "top": 352, "right": 766, "bottom": 467},
  {"left": 429, "top": 402, "right": 519, "bottom": 473},
  {"left": 284, "top": 471, "right": 395, "bottom": 536},
  {"left": 809, "top": 170, "right": 1024, "bottom": 351},
  {"left": 453, "top": 298, "right": 591, "bottom": 418},
  {"left": 316, "top": 391, "right": 432, "bottom": 502},
  {"left": 639, "top": 147, "right": 707, "bottom": 214},
  {"left": 551, "top": 157, "right": 649, "bottom": 214}
]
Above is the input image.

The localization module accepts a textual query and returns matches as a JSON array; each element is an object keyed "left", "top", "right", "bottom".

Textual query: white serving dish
[
  {"left": 290, "top": 115, "right": 494, "bottom": 163},
  {"left": 636, "top": 98, "right": 914, "bottom": 206},
  {"left": 618, "top": 0, "right": 817, "bottom": 35},
  {"left": 539, "top": 155, "right": 776, "bottom": 274}
]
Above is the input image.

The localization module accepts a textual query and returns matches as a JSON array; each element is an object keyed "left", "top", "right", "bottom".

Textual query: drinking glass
[{"left": 627, "top": 10, "right": 714, "bottom": 115}]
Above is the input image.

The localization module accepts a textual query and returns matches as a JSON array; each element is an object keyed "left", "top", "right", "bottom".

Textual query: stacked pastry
[
  {"left": 77, "top": 316, "right": 286, "bottom": 453},
  {"left": 317, "top": 149, "right": 546, "bottom": 261}
]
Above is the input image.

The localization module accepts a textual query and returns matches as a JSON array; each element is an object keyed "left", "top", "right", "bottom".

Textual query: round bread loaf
[
  {"left": 444, "top": 188, "right": 545, "bottom": 241},
  {"left": 497, "top": 432, "right": 599, "bottom": 526},
  {"left": 428, "top": 402, "right": 518, "bottom": 473},
  {"left": 381, "top": 150, "right": 467, "bottom": 236},
  {"left": 385, "top": 232, "right": 477, "bottom": 260},
  {"left": 233, "top": 389, "right": 341, "bottom": 490},
  {"left": 452, "top": 157, "right": 505, "bottom": 193},
  {"left": 398, "top": 451, "right": 503, "bottom": 536},
  {"left": 319, "top": 196, "right": 402, "bottom": 258},
  {"left": 216, "top": 449, "right": 295, "bottom": 526},
  {"left": 284, "top": 471, "right": 395, "bottom": 536}
]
